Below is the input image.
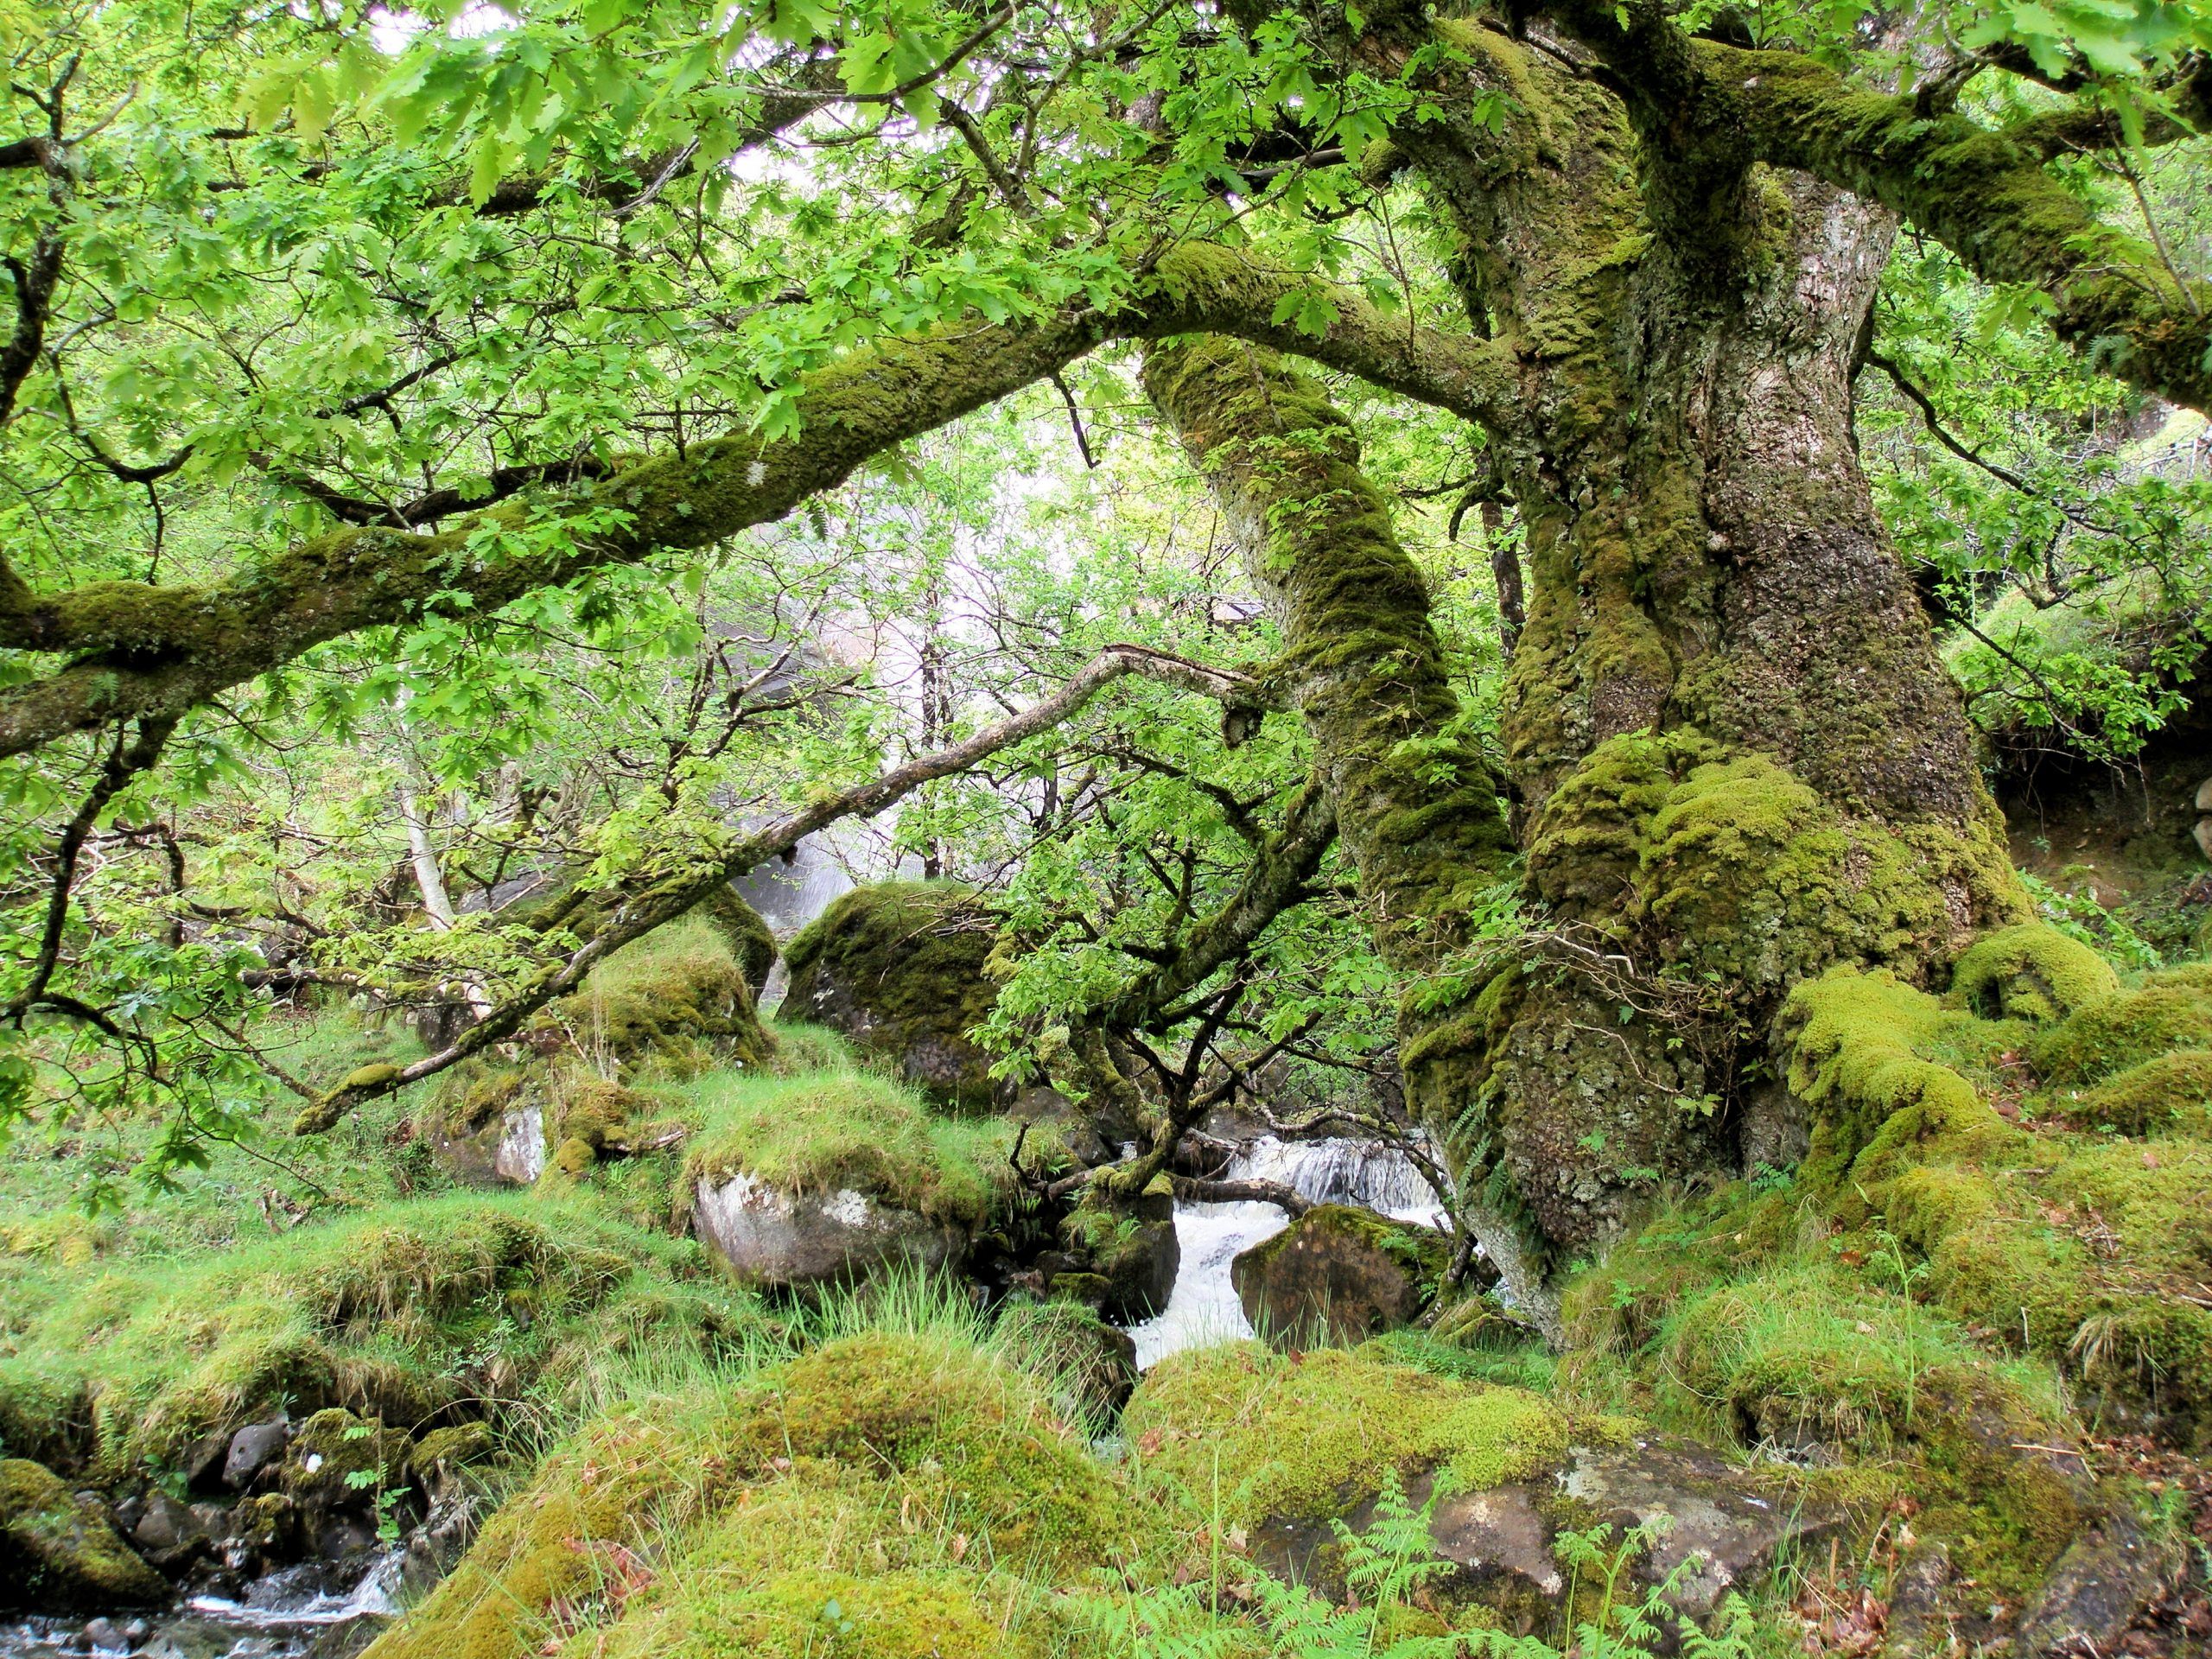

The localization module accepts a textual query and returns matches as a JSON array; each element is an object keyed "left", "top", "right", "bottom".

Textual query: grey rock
[
  {"left": 132, "top": 1492, "right": 209, "bottom": 1558},
  {"left": 223, "top": 1421, "right": 291, "bottom": 1491},
  {"left": 1881, "top": 1541, "right": 1954, "bottom": 1659},
  {"left": 1230, "top": 1205, "right": 1446, "bottom": 1347},
  {"left": 1561, "top": 1436, "right": 1846, "bottom": 1618},
  {"left": 692, "top": 1170, "right": 966, "bottom": 1294},
  {"left": 81, "top": 1618, "right": 130, "bottom": 1652},
  {"left": 400, "top": 1493, "right": 480, "bottom": 1597},
  {"left": 2017, "top": 1514, "right": 2178, "bottom": 1657}
]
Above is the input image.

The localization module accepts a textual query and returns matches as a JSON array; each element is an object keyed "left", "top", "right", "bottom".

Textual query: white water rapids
[{"left": 1122, "top": 1135, "right": 1451, "bottom": 1370}]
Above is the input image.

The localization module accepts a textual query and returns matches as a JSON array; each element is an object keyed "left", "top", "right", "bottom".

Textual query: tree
[{"left": 2, "top": 0, "right": 2209, "bottom": 1314}]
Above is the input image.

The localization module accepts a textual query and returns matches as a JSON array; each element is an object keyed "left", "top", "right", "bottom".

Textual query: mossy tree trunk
[{"left": 1156, "top": 14, "right": 2039, "bottom": 1314}]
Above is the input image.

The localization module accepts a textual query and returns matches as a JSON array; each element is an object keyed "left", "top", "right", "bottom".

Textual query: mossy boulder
[
  {"left": 1231, "top": 1205, "right": 1450, "bottom": 1346},
  {"left": 550, "top": 915, "right": 771, "bottom": 1074},
  {"left": 781, "top": 882, "right": 1002, "bottom": 1109},
  {"left": 682, "top": 1073, "right": 1008, "bottom": 1294},
  {"left": 0, "top": 1457, "right": 167, "bottom": 1610},
  {"left": 365, "top": 1332, "right": 1142, "bottom": 1659},
  {"left": 283, "top": 1408, "right": 411, "bottom": 1510},
  {"left": 1053, "top": 1179, "right": 1179, "bottom": 1324}
]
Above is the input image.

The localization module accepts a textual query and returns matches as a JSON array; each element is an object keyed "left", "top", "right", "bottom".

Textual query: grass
[{"left": 677, "top": 1066, "right": 1052, "bottom": 1230}]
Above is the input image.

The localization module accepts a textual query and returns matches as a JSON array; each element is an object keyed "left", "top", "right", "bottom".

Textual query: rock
[
  {"left": 399, "top": 1491, "right": 480, "bottom": 1597},
  {"left": 1231, "top": 1204, "right": 1448, "bottom": 1346},
  {"left": 223, "top": 1419, "right": 291, "bottom": 1490},
  {"left": 781, "top": 881, "right": 1006, "bottom": 1109},
  {"left": 1058, "top": 1181, "right": 1179, "bottom": 1324},
  {"left": 2016, "top": 1513, "right": 2180, "bottom": 1657},
  {"left": 692, "top": 1169, "right": 967, "bottom": 1294},
  {"left": 402, "top": 1424, "right": 491, "bottom": 1503},
  {"left": 123, "top": 1619, "right": 150, "bottom": 1646},
  {"left": 179, "top": 1432, "right": 229, "bottom": 1495},
  {"left": 131, "top": 1492, "right": 213, "bottom": 1571},
  {"left": 0, "top": 1457, "right": 168, "bottom": 1611},
  {"left": 281, "top": 1410, "right": 410, "bottom": 1516},
  {"left": 82, "top": 1616, "right": 131, "bottom": 1651},
  {"left": 1001, "top": 1299, "right": 1140, "bottom": 1421},
  {"left": 1559, "top": 1435, "right": 1847, "bottom": 1618},
  {"left": 1881, "top": 1541, "right": 1954, "bottom": 1659}
]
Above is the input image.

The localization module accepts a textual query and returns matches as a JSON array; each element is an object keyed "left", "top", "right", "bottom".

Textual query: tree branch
[
  {"left": 0, "top": 247, "right": 1514, "bottom": 758},
  {"left": 290, "top": 642, "right": 1275, "bottom": 1131}
]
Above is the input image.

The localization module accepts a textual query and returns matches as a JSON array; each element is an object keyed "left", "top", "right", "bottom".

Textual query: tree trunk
[{"left": 1160, "top": 16, "right": 2037, "bottom": 1318}]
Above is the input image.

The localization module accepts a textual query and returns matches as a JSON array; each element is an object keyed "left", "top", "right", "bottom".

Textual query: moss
[
  {"left": 285, "top": 1407, "right": 410, "bottom": 1505},
  {"left": 2028, "top": 982, "right": 2212, "bottom": 1083},
  {"left": 679, "top": 1070, "right": 1014, "bottom": 1230},
  {"left": 582, "top": 1566, "right": 1055, "bottom": 1659},
  {"left": 2069, "top": 1050, "right": 2212, "bottom": 1135},
  {"left": 405, "top": 1422, "right": 493, "bottom": 1483},
  {"left": 781, "top": 882, "right": 1003, "bottom": 1109},
  {"left": 1124, "top": 1343, "right": 1570, "bottom": 1529},
  {"left": 1948, "top": 924, "right": 2119, "bottom": 1023},
  {"left": 0, "top": 1191, "right": 747, "bottom": 1478},
  {"left": 0, "top": 1456, "right": 167, "bottom": 1609},
  {"left": 364, "top": 1407, "right": 734, "bottom": 1659},
  {"left": 553, "top": 916, "right": 771, "bottom": 1075}
]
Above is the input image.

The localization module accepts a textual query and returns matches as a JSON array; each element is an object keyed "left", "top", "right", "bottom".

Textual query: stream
[
  {"left": 1, "top": 1551, "right": 402, "bottom": 1659},
  {"left": 1122, "top": 1134, "right": 1450, "bottom": 1370}
]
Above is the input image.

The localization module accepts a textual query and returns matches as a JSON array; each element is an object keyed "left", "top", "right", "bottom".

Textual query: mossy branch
[
  {"left": 0, "top": 248, "right": 1514, "bottom": 760},
  {"left": 293, "top": 644, "right": 1276, "bottom": 1133},
  {"left": 1529, "top": 1, "right": 2212, "bottom": 413}
]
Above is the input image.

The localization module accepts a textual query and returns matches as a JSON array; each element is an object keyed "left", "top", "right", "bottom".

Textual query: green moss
[
  {"left": 365, "top": 1407, "right": 736, "bottom": 1659},
  {"left": 2028, "top": 982, "right": 2212, "bottom": 1083},
  {"left": 554, "top": 916, "right": 771, "bottom": 1075},
  {"left": 0, "top": 1456, "right": 167, "bottom": 1609},
  {"left": 0, "top": 1191, "right": 757, "bottom": 1478},
  {"left": 679, "top": 1070, "right": 1017, "bottom": 1230},
  {"left": 2069, "top": 1050, "right": 2212, "bottom": 1135},
  {"left": 1948, "top": 924, "right": 2119, "bottom": 1023},
  {"left": 582, "top": 1565, "right": 1055, "bottom": 1659},
  {"left": 781, "top": 882, "right": 1003, "bottom": 1109},
  {"left": 1124, "top": 1343, "right": 1569, "bottom": 1529}
]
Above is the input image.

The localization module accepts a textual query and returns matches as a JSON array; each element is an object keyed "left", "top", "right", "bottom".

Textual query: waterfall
[
  {"left": 1122, "top": 1201, "right": 1290, "bottom": 1370},
  {"left": 1222, "top": 1135, "right": 1449, "bottom": 1226}
]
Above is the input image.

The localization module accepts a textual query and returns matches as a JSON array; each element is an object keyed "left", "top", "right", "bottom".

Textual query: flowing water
[
  {"left": 0, "top": 1551, "right": 402, "bottom": 1659},
  {"left": 1122, "top": 1134, "right": 1454, "bottom": 1370}
]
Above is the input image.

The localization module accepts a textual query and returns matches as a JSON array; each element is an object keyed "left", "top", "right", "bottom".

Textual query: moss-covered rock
[
  {"left": 0, "top": 1457, "right": 167, "bottom": 1610},
  {"left": 550, "top": 916, "right": 771, "bottom": 1074},
  {"left": 1125, "top": 1343, "right": 1571, "bottom": 1534},
  {"left": 1053, "top": 1179, "right": 1179, "bottom": 1323},
  {"left": 781, "top": 882, "right": 1002, "bottom": 1109},
  {"left": 1230, "top": 1205, "right": 1450, "bottom": 1346},
  {"left": 283, "top": 1408, "right": 411, "bottom": 1510},
  {"left": 367, "top": 1332, "right": 1144, "bottom": 1659}
]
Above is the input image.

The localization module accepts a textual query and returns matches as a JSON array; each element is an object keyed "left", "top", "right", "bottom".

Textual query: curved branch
[
  {"left": 0, "top": 248, "right": 1514, "bottom": 758},
  {"left": 290, "top": 643, "right": 1276, "bottom": 1131}
]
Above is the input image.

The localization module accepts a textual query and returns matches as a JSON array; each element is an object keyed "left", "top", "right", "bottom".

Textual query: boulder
[
  {"left": 1055, "top": 1179, "right": 1179, "bottom": 1324},
  {"left": 0, "top": 1457, "right": 168, "bottom": 1610},
  {"left": 999, "top": 1299, "right": 1141, "bottom": 1421},
  {"left": 2016, "top": 1513, "right": 2182, "bottom": 1657},
  {"left": 781, "top": 881, "right": 1004, "bottom": 1108},
  {"left": 692, "top": 1169, "right": 967, "bottom": 1294},
  {"left": 223, "top": 1417, "right": 291, "bottom": 1490},
  {"left": 281, "top": 1409, "right": 410, "bottom": 1519},
  {"left": 1231, "top": 1204, "right": 1449, "bottom": 1346}
]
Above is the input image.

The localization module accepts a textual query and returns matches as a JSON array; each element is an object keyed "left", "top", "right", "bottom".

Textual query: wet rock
[
  {"left": 1560, "top": 1435, "right": 1847, "bottom": 1618},
  {"left": 1058, "top": 1181, "right": 1179, "bottom": 1324},
  {"left": 781, "top": 881, "right": 1006, "bottom": 1109},
  {"left": 0, "top": 1458, "right": 168, "bottom": 1610},
  {"left": 692, "top": 1169, "right": 967, "bottom": 1294},
  {"left": 178, "top": 1433, "right": 229, "bottom": 1495},
  {"left": 131, "top": 1492, "right": 213, "bottom": 1571},
  {"left": 2017, "top": 1512, "right": 2181, "bottom": 1657},
  {"left": 400, "top": 1491, "right": 479, "bottom": 1596},
  {"left": 81, "top": 1616, "right": 131, "bottom": 1651},
  {"left": 1230, "top": 1204, "right": 1447, "bottom": 1346},
  {"left": 223, "top": 1419, "right": 291, "bottom": 1491}
]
